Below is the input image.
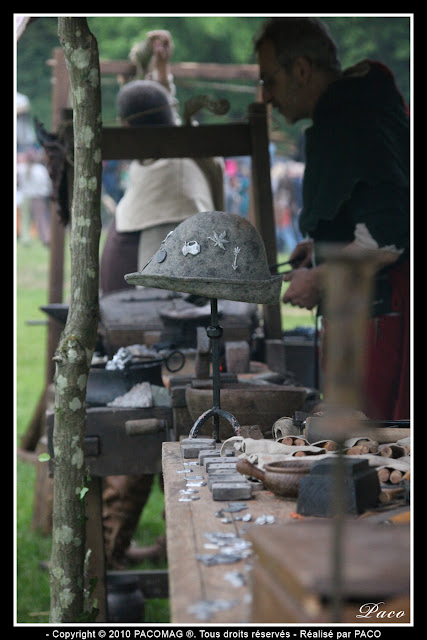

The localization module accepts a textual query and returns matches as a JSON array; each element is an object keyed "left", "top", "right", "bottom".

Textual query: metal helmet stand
[{"left": 188, "top": 298, "right": 241, "bottom": 442}]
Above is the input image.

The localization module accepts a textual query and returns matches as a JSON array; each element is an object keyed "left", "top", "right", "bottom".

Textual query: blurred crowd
[
  {"left": 100, "top": 153, "right": 305, "bottom": 255},
  {"left": 271, "top": 157, "right": 304, "bottom": 254},
  {"left": 15, "top": 147, "right": 304, "bottom": 256},
  {"left": 16, "top": 146, "right": 52, "bottom": 246}
]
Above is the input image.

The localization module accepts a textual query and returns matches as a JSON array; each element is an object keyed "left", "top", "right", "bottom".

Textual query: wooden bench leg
[{"left": 85, "top": 476, "right": 108, "bottom": 622}]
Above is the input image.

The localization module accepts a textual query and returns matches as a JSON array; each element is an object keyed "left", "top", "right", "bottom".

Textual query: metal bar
[
  {"left": 189, "top": 299, "right": 241, "bottom": 441},
  {"left": 209, "top": 298, "right": 221, "bottom": 442}
]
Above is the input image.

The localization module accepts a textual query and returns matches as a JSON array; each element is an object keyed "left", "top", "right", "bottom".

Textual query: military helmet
[{"left": 124, "top": 210, "right": 282, "bottom": 304}]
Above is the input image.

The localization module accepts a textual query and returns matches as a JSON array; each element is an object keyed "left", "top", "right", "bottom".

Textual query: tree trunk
[{"left": 50, "top": 17, "right": 102, "bottom": 623}]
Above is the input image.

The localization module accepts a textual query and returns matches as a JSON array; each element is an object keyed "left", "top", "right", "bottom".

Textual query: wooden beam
[
  {"left": 100, "top": 103, "right": 282, "bottom": 340},
  {"left": 172, "top": 62, "right": 258, "bottom": 80},
  {"left": 247, "top": 103, "right": 282, "bottom": 340},
  {"left": 101, "top": 123, "right": 252, "bottom": 160},
  {"left": 98, "top": 59, "right": 258, "bottom": 81}
]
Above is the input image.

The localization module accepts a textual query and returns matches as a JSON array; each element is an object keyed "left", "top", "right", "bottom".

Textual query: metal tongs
[
  {"left": 269, "top": 258, "right": 302, "bottom": 275},
  {"left": 105, "top": 345, "right": 185, "bottom": 373}
]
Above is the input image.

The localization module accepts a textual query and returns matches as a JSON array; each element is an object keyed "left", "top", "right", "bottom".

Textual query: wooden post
[
  {"left": 248, "top": 102, "right": 282, "bottom": 340},
  {"left": 85, "top": 477, "right": 108, "bottom": 621},
  {"left": 46, "top": 48, "right": 71, "bottom": 385},
  {"left": 322, "top": 250, "right": 376, "bottom": 413},
  {"left": 321, "top": 247, "right": 377, "bottom": 623}
]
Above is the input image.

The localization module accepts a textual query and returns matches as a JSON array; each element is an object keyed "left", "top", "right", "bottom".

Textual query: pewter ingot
[{"left": 124, "top": 211, "right": 282, "bottom": 305}]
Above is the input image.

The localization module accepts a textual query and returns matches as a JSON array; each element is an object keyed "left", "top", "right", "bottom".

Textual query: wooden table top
[
  {"left": 162, "top": 441, "right": 309, "bottom": 624},
  {"left": 162, "top": 441, "right": 410, "bottom": 625}
]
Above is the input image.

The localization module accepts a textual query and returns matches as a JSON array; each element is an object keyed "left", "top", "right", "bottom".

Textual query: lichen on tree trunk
[{"left": 50, "top": 17, "right": 102, "bottom": 623}]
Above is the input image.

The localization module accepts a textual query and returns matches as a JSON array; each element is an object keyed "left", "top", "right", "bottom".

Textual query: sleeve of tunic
[{"left": 299, "top": 61, "right": 410, "bottom": 253}]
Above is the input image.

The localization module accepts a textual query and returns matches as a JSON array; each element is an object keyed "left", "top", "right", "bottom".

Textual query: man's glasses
[{"left": 258, "top": 67, "right": 282, "bottom": 89}]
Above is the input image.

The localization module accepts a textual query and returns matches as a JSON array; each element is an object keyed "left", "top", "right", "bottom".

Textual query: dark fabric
[
  {"left": 320, "top": 259, "right": 410, "bottom": 421},
  {"left": 364, "top": 259, "right": 410, "bottom": 420},
  {"left": 303, "top": 61, "right": 411, "bottom": 420},
  {"left": 300, "top": 60, "right": 410, "bottom": 244},
  {"left": 100, "top": 218, "right": 140, "bottom": 294}
]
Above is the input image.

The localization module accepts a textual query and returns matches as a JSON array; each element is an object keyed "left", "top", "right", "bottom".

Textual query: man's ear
[{"left": 292, "top": 56, "right": 313, "bottom": 86}]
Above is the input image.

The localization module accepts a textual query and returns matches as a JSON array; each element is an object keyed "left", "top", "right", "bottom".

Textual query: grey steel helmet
[{"left": 124, "top": 211, "right": 282, "bottom": 304}]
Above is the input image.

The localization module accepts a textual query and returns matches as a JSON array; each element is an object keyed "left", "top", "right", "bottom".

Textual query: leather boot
[{"left": 102, "top": 473, "right": 155, "bottom": 569}]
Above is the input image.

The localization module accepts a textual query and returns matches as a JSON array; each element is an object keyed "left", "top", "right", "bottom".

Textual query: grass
[
  {"left": 15, "top": 232, "right": 168, "bottom": 624},
  {"left": 15, "top": 228, "right": 313, "bottom": 625},
  {"left": 15, "top": 237, "right": 57, "bottom": 625}
]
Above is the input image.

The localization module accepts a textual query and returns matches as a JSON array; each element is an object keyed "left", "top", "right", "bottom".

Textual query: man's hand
[
  {"left": 282, "top": 266, "right": 322, "bottom": 310},
  {"left": 288, "top": 239, "right": 314, "bottom": 268}
]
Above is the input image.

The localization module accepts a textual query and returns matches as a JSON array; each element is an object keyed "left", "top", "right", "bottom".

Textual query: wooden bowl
[{"left": 237, "top": 457, "right": 314, "bottom": 499}]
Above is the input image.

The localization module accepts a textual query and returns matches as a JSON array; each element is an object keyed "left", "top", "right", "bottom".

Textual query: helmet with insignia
[{"left": 124, "top": 210, "right": 282, "bottom": 304}]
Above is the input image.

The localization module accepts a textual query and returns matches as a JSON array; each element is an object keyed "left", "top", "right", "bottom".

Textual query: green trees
[{"left": 17, "top": 15, "right": 410, "bottom": 133}]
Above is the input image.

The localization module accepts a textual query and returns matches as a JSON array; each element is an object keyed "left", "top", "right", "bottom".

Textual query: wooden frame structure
[
  {"left": 23, "top": 49, "right": 282, "bottom": 451},
  {"left": 31, "top": 48, "right": 282, "bottom": 622},
  {"left": 45, "top": 48, "right": 281, "bottom": 381}
]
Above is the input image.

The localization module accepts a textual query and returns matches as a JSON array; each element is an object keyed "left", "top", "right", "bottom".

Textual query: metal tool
[
  {"left": 268, "top": 258, "right": 302, "bottom": 275},
  {"left": 189, "top": 298, "right": 241, "bottom": 441}
]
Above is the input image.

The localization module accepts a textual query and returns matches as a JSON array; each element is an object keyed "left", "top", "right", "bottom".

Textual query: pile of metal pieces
[
  {"left": 180, "top": 438, "right": 254, "bottom": 501},
  {"left": 178, "top": 408, "right": 411, "bottom": 514}
]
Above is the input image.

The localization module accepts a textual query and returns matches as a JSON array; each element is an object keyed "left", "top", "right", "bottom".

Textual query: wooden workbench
[
  {"left": 162, "top": 441, "right": 411, "bottom": 625},
  {"left": 162, "top": 441, "right": 298, "bottom": 624}
]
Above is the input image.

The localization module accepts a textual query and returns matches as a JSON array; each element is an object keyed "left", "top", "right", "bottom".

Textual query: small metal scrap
[
  {"left": 215, "top": 505, "right": 249, "bottom": 518},
  {"left": 232, "top": 246, "right": 241, "bottom": 271},
  {"left": 222, "top": 502, "right": 248, "bottom": 513},
  {"left": 234, "top": 512, "right": 252, "bottom": 522},
  {"left": 187, "top": 599, "right": 237, "bottom": 621},
  {"left": 217, "top": 509, "right": 252, "bottom": 524},
  {"left": 156, "top": 230, "right": 174, "bottom": 263},
  {"left": 207, "top": 230, "right": 229, "bottom": 250},
  {"left": 224, "top": 541, "right": 252, "bottom": 557},
  {"left": 181, "top": 439, "right": 216, "bottom": 458},
  {"left": 201, "top": 532, "right": 252, "bottom": 561},
  {"left": 141, "top": 255, "right": 153, "bottom": 271},
  {"left": 255, "top": 514, "right": 276, "bottom": 525},
  {"left": 196, "top": 553, "right": 243, "bottom": 566},
  {"left": 212, "top": 482, "right": 252, "bottom": 501},
  {"left": 105, "top": 346, "right": 133, "bottom": 371},
  {"left": 156, "top": 248, "right": 167, "bottom": 263},
  {"left": 182, "top": 240, "right": 201, "bottom": 256},
  {"left": 204, "top": 532, "right": 237, "bottom": 544},
  {"left": 224, "top": 571, "right": 246, "bottom": 587}
]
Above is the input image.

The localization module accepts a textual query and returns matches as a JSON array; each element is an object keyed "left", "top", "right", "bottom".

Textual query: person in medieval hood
[
  {"left": 100, "top": 29, "right": 224, "bottom": 294},
  {"left": 100, "top": 31, "right": 224, "bottom": 569}
]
